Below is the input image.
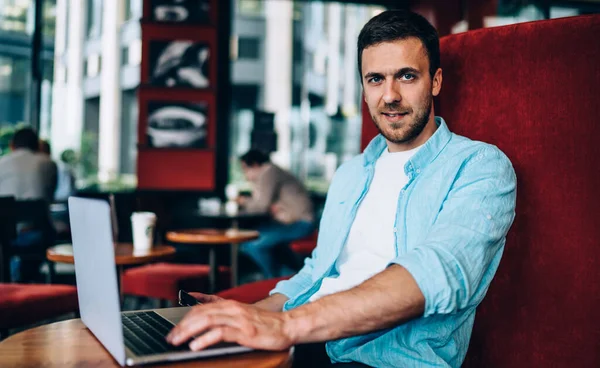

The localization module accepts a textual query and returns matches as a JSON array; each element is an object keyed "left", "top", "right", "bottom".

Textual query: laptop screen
[{"left": 69, "top": 197, "right": 126, "bottom": 366}]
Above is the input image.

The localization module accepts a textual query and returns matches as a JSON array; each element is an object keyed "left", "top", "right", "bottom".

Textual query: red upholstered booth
[{"left": 363, "top": 14, "right": 600, "bottom": 368}]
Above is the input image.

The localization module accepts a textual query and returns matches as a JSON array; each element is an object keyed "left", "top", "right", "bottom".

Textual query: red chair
[
  {"left": 0, "top": 197, "right": 79, "bottom": 339},
  {"left": 217, "top": 276, "right": 290, "bottom": 304},
  {"left": 0, "top": 283, "right": 78, "bottom": 339},
  {"left": 121, "top": 262, "right": 231, "bottom": 303},
  {"left": 289, "top": 230, "right": 318, "bottom": 257}
]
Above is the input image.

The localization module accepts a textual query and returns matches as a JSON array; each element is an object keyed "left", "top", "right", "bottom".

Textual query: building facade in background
[{"left": 0, "top": 0, "right": 595, "bottom": 192}]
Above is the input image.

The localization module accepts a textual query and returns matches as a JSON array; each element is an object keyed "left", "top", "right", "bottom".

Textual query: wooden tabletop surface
[
  {"left": 46, "top": 243, "right": 177, "bottom": 265},
  {"left": 0, "top": 319, "right": 293, "bottom": 368},
  {"left": 166, "top": 229, "right": 260, "bottom": 245}
]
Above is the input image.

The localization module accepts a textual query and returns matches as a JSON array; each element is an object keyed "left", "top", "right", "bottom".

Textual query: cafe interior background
[{"left": 0, "top": 0, "right": 599, "bottom": 334}]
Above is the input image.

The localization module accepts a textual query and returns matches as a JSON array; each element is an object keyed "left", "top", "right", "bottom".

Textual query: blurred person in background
[
  {"left": 0, "top": 128, "right": 57, "bottom": 202},
  {"left": 0, "top": 128, "right": 57, "bottom": 282},
  {"left": 238, "top": 149, "right": 315, "bottom": 279}
]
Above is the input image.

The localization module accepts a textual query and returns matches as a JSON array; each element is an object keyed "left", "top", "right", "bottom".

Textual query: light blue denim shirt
[{"left": 271, "top": 117, "right": 517, "bottom": 367}]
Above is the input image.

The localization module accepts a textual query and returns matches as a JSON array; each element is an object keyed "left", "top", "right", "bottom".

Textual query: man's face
[
  {"left": 361, "top": 37, "right": 442, "bottom": 151},
  {"left": 241, "top": 162, "right": 260, "bottom": 182}
]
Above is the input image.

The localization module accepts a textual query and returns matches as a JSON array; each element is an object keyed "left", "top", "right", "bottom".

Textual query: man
[
  {"left": 0, "top": 128, "right": 57, "bottom": 202},
  {"left": 166, "top": 10, "right": 516, "bottom": 367},
  {"left": 237, "top": 149, "right": 315, "bottom": 279},
  {"left": 0, "top": 127, "right": 58, "bottom": 281}
]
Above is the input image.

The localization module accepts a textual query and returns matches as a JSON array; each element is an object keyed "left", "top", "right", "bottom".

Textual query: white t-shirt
[{"left": 309, "top": 145, "right": 421, "bottom": 302}]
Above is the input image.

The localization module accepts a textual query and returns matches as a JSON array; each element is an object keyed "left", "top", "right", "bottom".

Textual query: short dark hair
[
  {"left": 39, "top": 139, "right": 51, "bottom": 155},
  {"left": 11, "top": 127, "right": 39, "bottom": 151},
  {"left": 357, "top": 10, "right": 440, "bottom": 79},
  {"left": 240, "top": 149, "right": 269, "bottom": 167}
]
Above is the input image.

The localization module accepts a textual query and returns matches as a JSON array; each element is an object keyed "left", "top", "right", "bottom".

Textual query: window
[
  {"left": 229, "top": 0, "right": 385, "bottom": 194},
  {"left": 237, "top": 37, "right": 260, "bottom": 59}
]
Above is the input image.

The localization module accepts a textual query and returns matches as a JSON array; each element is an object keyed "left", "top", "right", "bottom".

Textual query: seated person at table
[
  {"left": 237, "top": 149, "right": 315, "bottom": 279},
  {"left": 0, "top": 127, "right": 57, "bottom": 282},
  {"left": 167, "top": 10, "right": 517, "bottom": 368}
]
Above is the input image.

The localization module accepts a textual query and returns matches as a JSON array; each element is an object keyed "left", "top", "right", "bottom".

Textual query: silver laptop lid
[{"left": 69, "top": 197, "right": 125, "bottom": 366}]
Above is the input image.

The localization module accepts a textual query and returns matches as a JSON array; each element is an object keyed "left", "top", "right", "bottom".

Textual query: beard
[{"left": 371, "top": 94, "right": 432, "bottom": 145}]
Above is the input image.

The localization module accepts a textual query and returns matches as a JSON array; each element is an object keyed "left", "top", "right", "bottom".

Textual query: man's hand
[{"left": 166, "top": 300, "right": 294, "bottom": 351}]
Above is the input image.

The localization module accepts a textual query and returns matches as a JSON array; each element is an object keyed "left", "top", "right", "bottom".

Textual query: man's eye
[
  {"left": 368, "top": 76, "right": 382, "bottom": 83},
  {"left": 401, "top": 74, "right": 415, "bottom": 81}
]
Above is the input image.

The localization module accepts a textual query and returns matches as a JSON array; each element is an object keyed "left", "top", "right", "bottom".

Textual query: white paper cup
[
  {"left": 225, "top": 184, "right": 239, "bottom": 201},
  {"left": 225, "top": 200, "right": 238, "bottom": 216},
  {"left": 131, "top": 212, "right": 156, "bottom": 251}
]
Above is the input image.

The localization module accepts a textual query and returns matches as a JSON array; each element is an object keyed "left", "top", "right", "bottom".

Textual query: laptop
[{"left": 68, "top": 197, "right": 253, "bottom": 366}]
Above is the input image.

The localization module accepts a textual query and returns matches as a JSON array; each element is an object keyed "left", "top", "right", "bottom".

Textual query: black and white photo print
[
  {"left": 150, "top": 0, "right": 212, "bottom": 23},
  {"left": 149, "top": 41, "right": 210, "bottom": 88},
  {"left": 146, "top": 102, "right": 208, "bottom": 149}
]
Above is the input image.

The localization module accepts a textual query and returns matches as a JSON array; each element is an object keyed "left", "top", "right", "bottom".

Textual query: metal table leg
[
  {"left": 230, "top": 243, "right": 239, "bottom": 288},
  {"left": 208, "top": 247, "right": 217, "bottom": 293}
]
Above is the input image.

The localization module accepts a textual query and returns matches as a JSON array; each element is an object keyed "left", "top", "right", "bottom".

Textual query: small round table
[
  {"left": 47, "top": 243, "right": 177, "bottom": 299},
  {"left": 166, "top": 229, "right": 259, "bottom": 292},
  {"left": 0, "top": 319, "right": 293, "bottom": 368}
]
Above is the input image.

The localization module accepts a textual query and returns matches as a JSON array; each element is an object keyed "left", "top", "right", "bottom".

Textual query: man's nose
[{"left": 382, "top": 80, "right": 401, "bottom": 105}]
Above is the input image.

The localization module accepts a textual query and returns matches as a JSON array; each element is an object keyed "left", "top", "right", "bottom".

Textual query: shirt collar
[{"left": 362, "top": 116, "right": 453, "bottom": 175}]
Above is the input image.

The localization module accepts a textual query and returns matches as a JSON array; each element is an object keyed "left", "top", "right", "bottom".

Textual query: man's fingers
[
  {"left": 167, "top": 310, "right": 242, "bottom": 345},
  {"left": 187, "top": 292, "right": 222, "bottom": 303},
  {"left": 188, "top": 326, "right": 238, "bottom": 351}
]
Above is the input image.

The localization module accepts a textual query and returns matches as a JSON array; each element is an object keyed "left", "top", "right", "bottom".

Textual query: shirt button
[
  {"left": 393, "top": 227, "right": 397, "bottom": 233},
  {"left": 486, "top": 214, "right": 492, "bottom": 220},
  {"left": 416, "top": 169, "right": 421, "bottom": 174}
]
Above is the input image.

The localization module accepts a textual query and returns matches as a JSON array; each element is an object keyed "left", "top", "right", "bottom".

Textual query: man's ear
[{"left": 432, "top": 68, "right": 443, "bottom": 97}]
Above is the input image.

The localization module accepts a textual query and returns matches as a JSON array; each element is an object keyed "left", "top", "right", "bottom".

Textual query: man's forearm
[
  {"left": 253, "top": 293, "right": 289, "bottom": 312},
  {"left": 282, "top": 264, "right": 425, "bottom": 344}
]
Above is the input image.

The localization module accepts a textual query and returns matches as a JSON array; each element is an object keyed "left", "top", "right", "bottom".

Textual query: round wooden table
[
  {"left": 47, "top": 243, "right": 177, "bottom": 299},
  {"left": 47, "top": 243, "right": 177, "bottom": 265},
  {"left": 0, "top": 319, "right": 293, "bottom": 368},
  {"left": 166, "top": 229, "right": 259, "bottom": 292}
]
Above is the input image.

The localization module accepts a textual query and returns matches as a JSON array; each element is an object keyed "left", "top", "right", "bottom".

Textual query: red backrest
[{"left": 362, "top": 15, "right": 600, "bottom": 367}]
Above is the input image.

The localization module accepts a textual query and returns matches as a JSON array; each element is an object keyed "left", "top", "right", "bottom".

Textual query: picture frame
[
  {"left": 141, "top": 26, "right": 217, "bottom": 89},
  {"left": 138, "top": 89, "right": 216, "bottom": 150},
  {"left": 143, "top": 0, "right": 218, "bottom": 25}
]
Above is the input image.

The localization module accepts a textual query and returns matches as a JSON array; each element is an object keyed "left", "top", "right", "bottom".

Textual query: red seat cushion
[
  {"left": 121, "top": 262, "right": 230, "bottom": 301},
  {"left": 290, "top": 230, "right": 318, "bottom": 256},
  {"left": 217, "top": 276, "right": 290, "bottom": 304},
  {"left": 0, "top": 283, "right": 78, "bottom": 329}
]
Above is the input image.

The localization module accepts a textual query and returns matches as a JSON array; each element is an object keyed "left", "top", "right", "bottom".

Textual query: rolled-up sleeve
[
  {"left": 269, "top": 254, "right": 315, "bottom": 299},
  {"left": 390, "top": 147, "right": 517, "bottom": 317}
]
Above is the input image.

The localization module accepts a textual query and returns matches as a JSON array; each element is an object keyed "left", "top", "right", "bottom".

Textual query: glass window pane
[
  {"left": 43, "top": 0, "right": 57, "bottom": 39},
  {"left": 0, "top": 0, "right": 33, "bottom": 34},
  {"left": 229, "top": 0, "right": 384, "bottom": 194}
]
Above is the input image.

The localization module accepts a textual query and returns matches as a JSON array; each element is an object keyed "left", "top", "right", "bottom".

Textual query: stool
[
  {"left": 217, "top": 276, "right": 291, "bottom": 304},
  {"left": 0, "top": 283, "right": 78, "bottom": 339},
  {"left": 121, "top": 262, "right": 231, "bottom": 304}
]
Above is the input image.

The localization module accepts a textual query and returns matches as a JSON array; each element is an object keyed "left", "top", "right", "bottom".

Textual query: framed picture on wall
[
  {"left": 148, "top": 0, "right": 215, "bottom": 24},
  {"left": 148, "top": 40, "right": 211, "bottom": 88},
  {"left": 146, "top": 101, "right": 208, "bottom": 149}
]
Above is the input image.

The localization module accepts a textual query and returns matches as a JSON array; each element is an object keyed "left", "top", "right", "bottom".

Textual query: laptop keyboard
[{"left": 122, "top": 311, "right": 190, "bottom": 356}]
